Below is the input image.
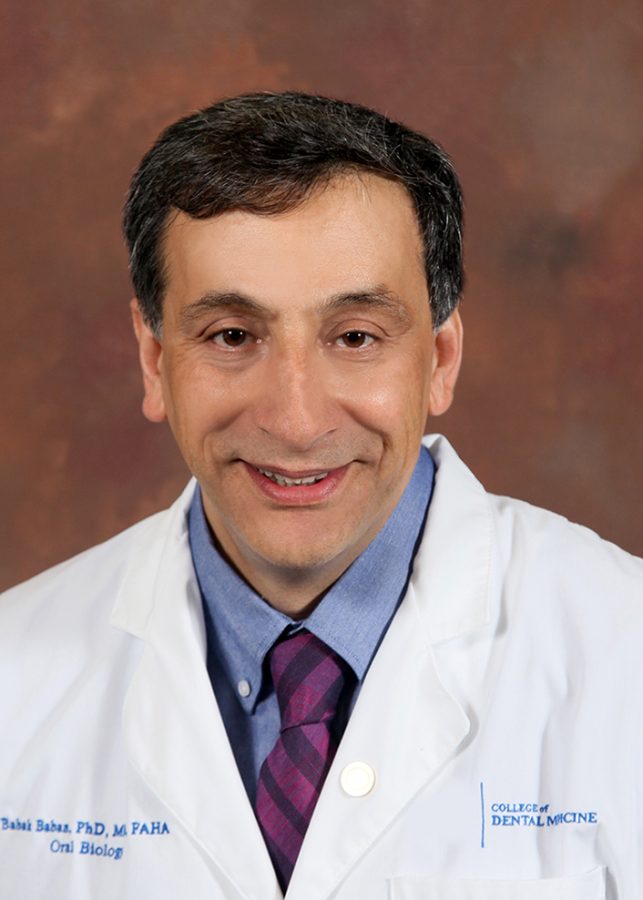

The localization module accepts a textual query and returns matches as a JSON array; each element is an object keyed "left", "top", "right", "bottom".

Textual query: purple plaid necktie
[{"left": 255, "top": 630, "right": 348, "bottom": 892}]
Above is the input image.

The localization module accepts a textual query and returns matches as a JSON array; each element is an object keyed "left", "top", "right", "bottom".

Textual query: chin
[{"left": 254, "top": 540, "right": 345, "bottom": 576}]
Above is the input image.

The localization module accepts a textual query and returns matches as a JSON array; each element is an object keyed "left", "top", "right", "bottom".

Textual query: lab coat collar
[
  {"left": 414, "top": 434, "right": 492, "bottom": 642},
  {"left": 109, "top": 434, "right": 492, "bottom": 900},
  {"left": 110, "top": 434, "right": 491, "bottom": 646},
  {"left": 109, "top": 479, "right": 197, "bottom": 637}
]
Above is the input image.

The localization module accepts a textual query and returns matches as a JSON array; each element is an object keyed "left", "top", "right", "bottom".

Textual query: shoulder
[
  {"left": 426, "top": 432, "right": 642, "bottom": 587},
  {"left": 489, "top": 492, "right": 642, "bottom": 596},
  {"left": 423, "top": 434, "right": 642, "bottom": 643},
  {"left": 480, "top": 493, "right": 643, "bottom": 687},
  {"left": 2, "top": 511, "right": 158, "bottom": 609},
  {"left": 0, "top": 482, "right": 196, "bottom": 636},
  {"left": 0, "top": 483, "right": 197, "bottom": 719}
]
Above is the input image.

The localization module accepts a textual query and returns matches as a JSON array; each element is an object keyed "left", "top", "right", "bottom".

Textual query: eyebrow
[
  {"left": 179, "top": 285, "right": 412, "bottom": 328},
  {"left": 321, "top": 287, "right": 411, "bottom": 321},
  {"left": 179, "top": 292, "right": 268, "bottom": 327}
]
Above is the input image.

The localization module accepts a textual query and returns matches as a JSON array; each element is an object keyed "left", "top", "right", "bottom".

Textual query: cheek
[
  {"left": 161, "top": 359, "right": 244, "bottom": 435},
  {"left": 349, "top": 350, "right": 432, "bottom": 429}
]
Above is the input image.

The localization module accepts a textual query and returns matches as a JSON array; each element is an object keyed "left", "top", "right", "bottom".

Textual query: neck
[
  {"left": 213, "top": 542, "right": 347, "bottom": 618},
  {"left": 202, "top": 518, "right": 364, "bottom": 618}
]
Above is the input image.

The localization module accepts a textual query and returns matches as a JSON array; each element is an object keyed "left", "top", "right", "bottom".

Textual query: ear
[
  {"left": 427, "top": 308, "right": 463, "bottom": 417},
  {"left": 130, "top": 299, "right": 167, "bottom": 423}
]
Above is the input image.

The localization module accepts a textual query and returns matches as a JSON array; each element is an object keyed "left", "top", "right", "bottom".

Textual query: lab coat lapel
[
  {"left": 287, "top": 582, "right": 470, "bottom": 900},
  {"left": 113, "top": 488, "right": 280, "bottom": 900},
  {"left": 287, "top": 436, "right": 492, "bottom": 900}
]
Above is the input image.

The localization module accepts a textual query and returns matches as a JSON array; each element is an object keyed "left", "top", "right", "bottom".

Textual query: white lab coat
[{"left": 1, "top": 435, "right": 641, "bottom": 900}]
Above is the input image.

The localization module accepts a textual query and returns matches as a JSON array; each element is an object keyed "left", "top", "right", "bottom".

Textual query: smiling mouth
[{"left": 255, "top": 467, "right": 329, "bottom": 487}]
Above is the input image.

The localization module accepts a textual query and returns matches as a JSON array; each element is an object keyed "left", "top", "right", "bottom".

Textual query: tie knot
[{"left": 269, "top": 631, "right": 348, "bottom": 730}]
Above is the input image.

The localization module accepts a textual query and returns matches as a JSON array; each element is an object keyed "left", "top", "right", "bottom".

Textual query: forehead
[{"left": 161, "top": 174, "right": 426, "bottom": 307}]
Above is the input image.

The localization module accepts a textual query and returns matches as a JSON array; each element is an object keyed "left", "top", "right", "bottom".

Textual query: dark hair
[{"left": 123, "top": 91, "right": 463, "bottom": 335}]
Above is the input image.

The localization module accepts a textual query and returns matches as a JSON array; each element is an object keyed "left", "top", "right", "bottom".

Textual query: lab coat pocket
[{"left": 388, "top": 866, "right": 606, "bottom": 899}]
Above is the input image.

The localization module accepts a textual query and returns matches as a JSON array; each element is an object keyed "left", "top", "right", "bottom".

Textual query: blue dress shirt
[{"left": 188, "top": 447, "right": 435, "bottom": 803}]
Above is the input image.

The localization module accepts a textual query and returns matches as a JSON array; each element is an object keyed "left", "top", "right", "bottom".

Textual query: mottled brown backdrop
[{"left": 2, "top": 0, "right": 642, "bottom": 589}]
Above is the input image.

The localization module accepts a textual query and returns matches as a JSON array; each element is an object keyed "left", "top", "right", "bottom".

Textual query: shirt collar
[{"left": 188, "top": 447, "right": 434, "bottom": 713}]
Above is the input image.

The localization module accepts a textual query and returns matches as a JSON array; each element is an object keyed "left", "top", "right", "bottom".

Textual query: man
[{"left": 0, "top": 92, "right": 640, "bottom": 899}]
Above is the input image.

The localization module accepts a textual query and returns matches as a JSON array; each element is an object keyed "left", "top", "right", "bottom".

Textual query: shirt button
[
  {"left": 340, "top": 762, "right": 376, "bottom": 797},
  {"left": 237, "top": 679, "right": 251, "bottom": 698}
]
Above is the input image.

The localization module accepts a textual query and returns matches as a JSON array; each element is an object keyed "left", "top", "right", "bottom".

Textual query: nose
[{"left": 253, "top": 344, "right": 338, "bottom": 452}]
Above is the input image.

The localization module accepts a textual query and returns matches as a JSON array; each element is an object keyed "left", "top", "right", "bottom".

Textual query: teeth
[{"left": 256, "top": 467, "right": 329, "bottom": 487}]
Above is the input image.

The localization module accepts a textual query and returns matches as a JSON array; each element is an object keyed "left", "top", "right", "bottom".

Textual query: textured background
[{"left": 2, "top": 0, "right": 642, "bottom": 590}]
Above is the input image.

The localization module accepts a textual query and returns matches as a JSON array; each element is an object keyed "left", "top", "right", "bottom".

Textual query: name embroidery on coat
[{"left": 0, "top": 815, "right": 170, "bottom": 861}]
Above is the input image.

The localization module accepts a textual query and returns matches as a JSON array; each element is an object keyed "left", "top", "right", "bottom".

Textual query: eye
[
  {"left": 336, "top": 331, "right": 375, "bottom": 349},
  {"left": 211, "top": 328, "right": 252, "bottom": 349}
]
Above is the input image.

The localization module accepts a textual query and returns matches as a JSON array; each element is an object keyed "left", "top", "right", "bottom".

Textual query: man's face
[{"left": 133, "top": 174, "right": 462, "bottom": 603}]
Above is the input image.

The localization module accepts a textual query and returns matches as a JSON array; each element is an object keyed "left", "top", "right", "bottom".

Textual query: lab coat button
[
  {"left": 237, "top": 679, "right": 251, "bottom": 698},
  {"left": 340, "top": 762, "right": 376, "bottom": 797}
]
